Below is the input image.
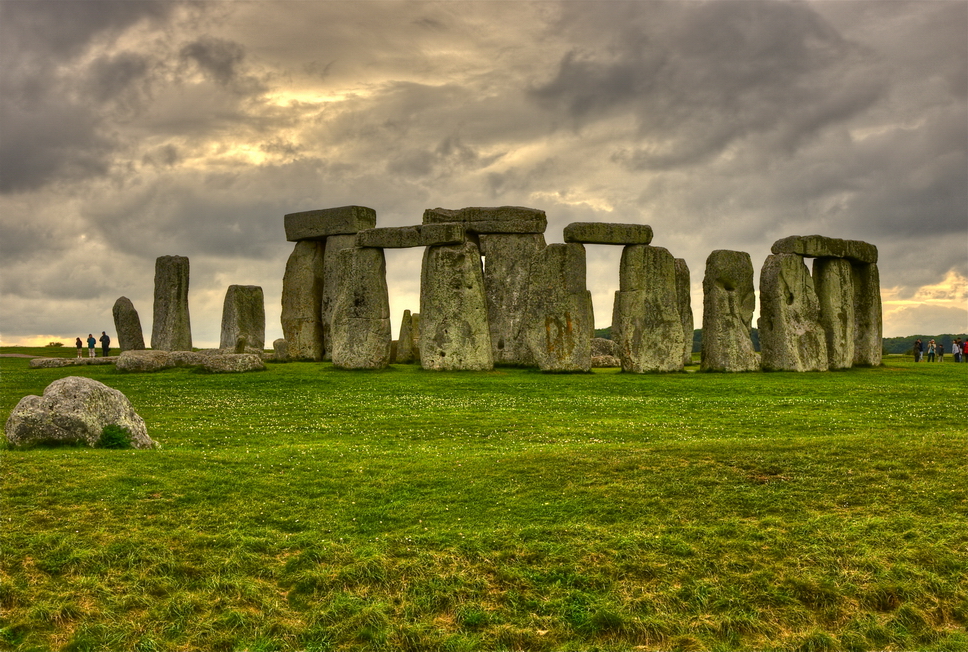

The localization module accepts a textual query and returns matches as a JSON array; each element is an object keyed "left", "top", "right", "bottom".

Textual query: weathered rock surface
[
  {"left": 420, "top": 241, "right": 493, "bottom": 371},
  {"left": 112, "top": 297, "right": 145, "bottom": 352},
  {"left": 151, "top": 255, "right": 192, "bottom": 351},
  {"left": 701, "top": 250, "right": 758, "bottom": 372},
  {"left": 674, "top": 258, "right": 694, "bottom": 367},
  {"left": 480, "top": 233, "right": 546, "bottom": 366},
  {"left": 758, "top": 253, "right": 828, "bottom": 372},
  {"left": 219, "top": 285, "right": 266, "bottom": 351},
  {"left": 612, "top": 245, "right": 684, "bottom": 373},
  {"left": 199, "top": 353, "right": 266, "bottom": 374},
  {"left": 771, "top": 235, "right": 878, "bottom": 264},
  {"left": 116, "top": 349, "right": 263, "bottom": 373},
  {"left": 813, "top": 258, "right": 855, "bottom": 370},
  {"left": 423, "top": 206, "right": 547, "bottom": 234},
  {"left": 321, "top": 234, "right": 357, "bottom": 360},
  {"left": 591, "top": 355, "right": 622, "bottom": 368},
  {"left": 563, "top": 222, "right": 654, "bottom": 245},
  {"left": 285, "top": 205, "right": 377, "bottom": 242},
  {"left": 396, "top": 310, "right": 418, "bottom": 363},
  {"left": 272, "top": 338, "right": 289, "bottom": 361},
  {"left": 851, "top": 262, "right": 883, "bottom": 367},
  {"left": 330, "top": 247, "right": 391, "bottom": 369},
  {"left": 5, "top": 376, "right": 156, "bottom": 449},
  {"left": 281, "top": 241, "right": 324, "bottom": 361},
  {"left": 356, "top": 223, "right": 467, "bottom": 248},
  {"left": 30, "top": 357, "right": 118, "bottom": 369},
  {"left": 525, "top": 243, "right": 593, "bottom": 372},
  {"left": 591, "top": 337, "right": 617, "bottom": 358}
]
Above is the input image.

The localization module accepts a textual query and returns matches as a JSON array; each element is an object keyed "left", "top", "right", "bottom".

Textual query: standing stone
[
  {"left": 396, "top": 310, "right": 418, "bottom": 364},
  {"left": 852, "top": 262, "right": 883, "bottom": 367},
  {"left": 112, "top": 296, "right": 145, "bottom": 352},
  {"left": 758, "top": 253, "right": 828, "bottom": 372},
  {"left": 525, "top": 243, "right": 593, "bottom": 372},
  {"left": 611, "top": 245, "right": 684, "bottom": 373},
  {"left": 321, "top": 234, "right": 358, "bottom": 360},
  {"left": 219, "top": 285, "right": 266, "bottom": 351},
  {"left": 420, "top": 241, "right": 493, "bottom": 371},
  {"left": 479, "top": 233, "right": 546, "bottom": 366},
  {"left": 813, "top": 258, "right": 855, "bottom": 370},
  {"left": 674, "top": 258, "right": 694, "bottom": 367},
  {"left": 700, "top": 250, "right": 758, "bottom": 372},
  {"left": 281, "top": 241, "right": 324, "bottom": 360},
  {"left": 330, "top": 247, "right": 391, "bottom": 369},
  {"left": 273, "top": 338, "right": 289, "bottom": 361},
  {"left": 151, "top": 255, "right": 192, "bottom": 351}
]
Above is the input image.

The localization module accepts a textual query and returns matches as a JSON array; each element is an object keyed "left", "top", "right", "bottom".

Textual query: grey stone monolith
[
  {"left": 852, "top": 262, "right": 883, "bottom": 367},
  {"left": 220, "top": 285, "right": 266, "bottom": 351},
  {"left": 112, "top": 296, "right": 145, "bottom": 352},
  {"left": 674, "top": 258, "right": 694, "bottom": 367},
  {"left": 284, "top": 206, "right": 377, "bottom": 241},
  {"left": 771, "top": 235, "right": 877, "bottom": 264},
  {"left": 758, "top": 253, "right": 828, "bottom": 372},
  {"left": 281, "top": 241, "right": 324, "bottom": 360},
  {"left": 396, "top": 310, "right": 418, "bottom": 364},
  {"left": 330, "top": 247, "right": 391, "bottom": 369},
  {"left": 611, "top": 245, "right": 684, "bottom": 373},
  {"left": 525, "top": 243, "right": 593, "bottom": 372},
  {"left": 420, "top": 241, "right": 493, "bottom": 370},
  {"left": 151, "top": 255, "right": 192, "bottom": 351},
  {"left": 813, "top": 258, "right": 855, "bottom": 370},
  {"left": 563, "top": 222, "right": 653, "bottom": 245},
  {"left": 700, "top": 250, "right": 758, "bottom": 372},
  {"left": 273, "top": 338, "right": 289, "bottom": 361},
  {"left": 479, "top": 233, "right": 546, "bottom": 366},
  {"left": 423, "top": 206, "right": 547, "bottom": 234},
  {"left": 321, "top": 234, "right": 358, "bottom": 360}
]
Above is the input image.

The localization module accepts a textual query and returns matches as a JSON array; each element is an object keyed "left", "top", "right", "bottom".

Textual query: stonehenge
[
  {"left": 151, "top": 255, "right": 192, "bottom": 351},
  {"left": 330, "top": 246, "right": 392, "bottom": 370},
  {"left": 701, "top": 250, "right": 758, "bottom": 372},
  {"left": 220, "top": 285, "right": 266, "bottom": 352},
  {"left": 112, "top": 296, "right": 145, "bottom": 352}
]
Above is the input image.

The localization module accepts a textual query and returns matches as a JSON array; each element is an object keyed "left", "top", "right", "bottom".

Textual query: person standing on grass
[
  {"left": 75, "top": 337, "right": 83, "bottom": 358},
  {"left": 86, "top": 333, "right": 96, "bottom": 358},
  {"left": 914, "top": 338, "right": 923, "bottom": 362},
  {"left": 938, "top": 344, "right": 944, "bottom": 362},
  {"left": 927, "top": 339, "right": 936, "bottom": 363},
  {"left": 99, "top": 331, "right": 110, "bottom": 357},
  {"left": 954, "top": 339, "right": 962, "bottom": 363}
]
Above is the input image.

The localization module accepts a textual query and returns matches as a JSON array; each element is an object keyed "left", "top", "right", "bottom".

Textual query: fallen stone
[
  {"left": 591, "top": 337, "right": 617, "bottom": 358},
  {"left": 591, "top": 354, "right": 622, "bottom": 368},
  {"left": 813, "top": 257, "right": 855, "bottom": 370},
  {"left": 700, "top": 250, "right": 758, "bottom": 372},
  {"left": 151, "top": 255, "right": 192, "bottom": 351},
  {"left": 674, "top": 258, "right": 694, "bottom": 367},
  {"left": 355, "top": 223, "right": 467, "bottom": 248},
  {"left": 199, "top": 353, "right": 266, "bottom": 374},
  {"left": 423, "top": 206, "right": 547, "bottom": 234},
  {"left": 612, "top": 245, "right": 684, "bottom": 373},
  {"left": 5, "top": 376, "right": 157, "bottom": 449},
  {"left": 758, "top": 253, "right": 828, "bottom": 372},
  {"left": 771, "top": 235, "right": 878, "bottom": 264},
  {"left": 30, "top": 357, "right": 118, "bottom": 369},
  {"left": 285, "top": 206, "right": 377, "bottom": 241},
  {"left": 281, "top": 241, "right": 325, "bottom": 361},
  {"left": 480, "top": 233, "right": 546, "bottom": 366},
  {"left": 330, "top": 247, "right": 391, "bottom": 369},
  {"left": 321, "top": 234, "right": 357, "bottom": 360},
  {"left": 116, "top": 350, "right": 173, "bottom": 372},
  {"left": 219, "top": 285, "right": 266, "bottom": 351},
  {"left": 525, "top": 243, "right": 593, "bottom": 372},
  {"left": 420, "top": 241, "right": 493, "bottom": 371},
  {"left": 851, "top": 262, "right": 883, "bottom": 367},
  {"left": 112, "top": 296, "right": 146, "bottom": 352},
  {"left": 563, "top": 222, "right": 654, "bottom": 245}
]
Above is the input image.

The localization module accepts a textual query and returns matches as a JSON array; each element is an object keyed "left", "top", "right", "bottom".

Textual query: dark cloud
[{"left": 180, "top": 36, "right": 247, "bottom": 87}]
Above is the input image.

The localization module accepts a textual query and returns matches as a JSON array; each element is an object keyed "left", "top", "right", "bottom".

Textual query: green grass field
[{"left": 1, "top": 349, "right": 966, "bottom": 651}]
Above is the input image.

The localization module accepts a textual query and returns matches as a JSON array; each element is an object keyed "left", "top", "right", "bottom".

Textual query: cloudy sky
[{"left": 1, "top": 0, "right": 965, "bottom": 348}]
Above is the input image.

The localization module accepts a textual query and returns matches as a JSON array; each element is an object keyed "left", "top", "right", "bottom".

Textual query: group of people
[
  {"left": 76, "top": 332, "right": 111, "bottom": 358},
  {"left": 913, "top": 338, "right": 965, "bottom": 363}
]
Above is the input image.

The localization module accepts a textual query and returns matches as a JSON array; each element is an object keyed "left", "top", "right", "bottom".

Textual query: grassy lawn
[{"left": 1, "top": 349, "right": 966, "bottom": 651}]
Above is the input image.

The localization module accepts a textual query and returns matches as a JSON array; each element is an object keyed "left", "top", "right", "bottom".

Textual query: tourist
[
  {"left": 954, "top": 339, "right": 962, "bottom": 364},
  {"left": 99, "top": 331, "right": 111, "bottom": 357},
  {"left": 75, "top": 337, "right": 83, "bottom": 358},
  {"left": 927, "top": 339, "right": 936, "bottom": 363},
  {"left": 913, "top": 338, "right": 923, "bottom": 362},
  {"left": 86, "top": 333, "right": 96, "bottom": 358},
  {"left": 938, "top": 344, "right": 944, "bottom": 363}
]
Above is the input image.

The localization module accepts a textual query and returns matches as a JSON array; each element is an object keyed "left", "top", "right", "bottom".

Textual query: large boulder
[
  {"left": 219, "top": 285, "right": 266, "bottom": 351},
  {"left": 674, "top": 258, "right": 694, "bottom": 367},
  {"left": 852, "top": 262, "right": 883, "bottom": 367},
  {"left": 5, "top": 377, "right": 157, "bottom": 449},
  {"left": 321, "top": 234, "right": 358, "bottom": 360},
  {"left": 591, "top": 337, "right": 617, "bottom": 358},
  {"left": 479, "top": 233, "right": 546, "bottom": 366},
  {"left": 813, "top": 257, "right": 855, "bottom": 370},
  {"left": 525, "top": 243, "right": 593, "bottom": 372},
  {"left": 612, "top": 245, "right": 684, "bottom": 373},
  {"left": 330, "top": 247, "right": 392, "bottom": 369},
  {"left": 420, "top": 241, "right": 494, "bottom": 371},
  {"left": 116, "top": 350, "right": 174, "bottom": 372},
  {"left": 112, "top": 296, "right": 146, "bottom": 352},
  {"left": 700, "top": 250, "right": 758, "bottom": 372},
  {"left": 281, "top": 241, "right": 325, "bottom": 361},
  {"left": 151, "top": 255, "right": 192, "bottom": 351},
  {"left": 396, "top": 310, "right": 418, "bottom": 363},
  {"left": 758, "top": 253, "right": 828, "bottom": 372},
  {"left": 199, "top": 353, "right": 266, "bottom": 374},
  {"left": 272, "top": 338, "right": 289, "bottom": 361},
  {"left": 29, "top": 357, "right": 117, "bottom": 369}
]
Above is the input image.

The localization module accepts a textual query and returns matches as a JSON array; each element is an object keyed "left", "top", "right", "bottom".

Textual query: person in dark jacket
[
  {"left": 75, "top": 337, "right": 83, "bottom": 358},
  {"left": 913, "top": 338, "right": 923, "bottom": 362},
  {"left": 99, "top": 331, "right": 111, "bottom": 357},
  {"left": 86, "top": 334, "right": 96, "bottom": 358}
]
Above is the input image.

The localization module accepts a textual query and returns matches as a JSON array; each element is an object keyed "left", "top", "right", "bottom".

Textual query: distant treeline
[{"left": 593, "top": 327, "right": 967, "bottom": 355}]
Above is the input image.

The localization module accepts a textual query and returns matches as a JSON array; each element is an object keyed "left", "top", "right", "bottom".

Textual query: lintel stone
[
  {"left": 285, "top": 206, "right": 377, "bottom": 242},
  {"left": 771, "top": 235, "right": 877, "bottom": 264},
  {"left": 563, "top": 222, "right": 653, "bottom": 245},
  {"left": 355, "top": 223, "right": 467, "bottom": 248},
  {"left": 423, "top": 206, "right": 547, "bottom": 234}
]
